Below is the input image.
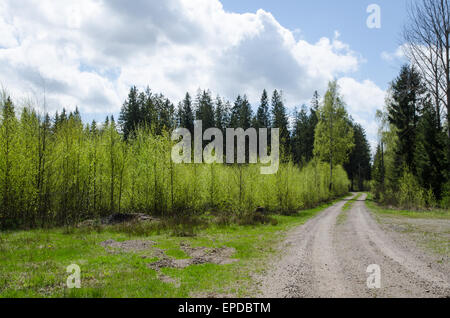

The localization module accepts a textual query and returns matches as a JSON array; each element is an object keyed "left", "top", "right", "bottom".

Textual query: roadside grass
[
  {"left": 365, "top": 193, "right": 450, "bottom": 220},
  {"left": 337, "top": 193, "right": 361, "bottom": 225},
  {"left": 365, "top": 193, "right": 450, "bottom": 256},
  {"left": 0, "top": 198, "right": 344, "bottom": 298}
]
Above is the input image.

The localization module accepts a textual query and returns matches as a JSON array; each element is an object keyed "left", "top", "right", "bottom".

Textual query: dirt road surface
[{"left": 259, "top": 193, "right": 450, "bottom": 298}]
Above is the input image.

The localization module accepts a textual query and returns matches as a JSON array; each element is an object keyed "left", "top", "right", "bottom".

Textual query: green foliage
[
  {"left": 230, "top": 95, "right": 253, "bottom": 130},
  {"left": 313, "top": 81, "right": 354, "bottom": 192},
  {"left": 254, "top": 89, "right": 271, "bottom": 130},
  {"left": 440, "top": 181, "right": 450, "bottom": 209},
  {"left": 271, "top": 90, "right": 290, "bottom": 156},
  {"left": 0, "top": 84, "right": 354, "bottom": 230},
  {"left": 0, "top": 110, "right": 350, "bottom": 229},
  {"left": 414, "top": 101, "right": 448, "bottom": 199},
  {"left": 398, "top": 169, "right": 426, "bottom": 210},
  {"left": 291, "top": 98, "right": 318, "bottom": 166},
  {"left": 119, "top": 86, "right": 176, "bottom": 140},
  {"left": 387, "top": 65, "right": 425, "bottom": 176},
  {"left": 373, "top": 65, "right": 449, "bottom": 209},
  {"left": 314, "top": 81, "right": 354, "bottom": 167},
  {"left": 344, "top": 122, "right": 371, "bottom": 191}
]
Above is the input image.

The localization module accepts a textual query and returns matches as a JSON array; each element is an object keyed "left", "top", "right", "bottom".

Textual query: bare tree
[{"left": 403, "top": 0, "right": 450, "bottom": 135}]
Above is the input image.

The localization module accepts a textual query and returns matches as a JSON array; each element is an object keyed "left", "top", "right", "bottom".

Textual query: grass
[
  {"left": 365, "top": 193, "right": 450, "bottom": 220},
  {"left": 0, "top": 198, "right": 343, "bottom": 298},
  {"left": 337, "top": 193, "right": 362, "bottom": 225},
  {"left": 365, "top": 192, "right": 450, "bottom": 256}
]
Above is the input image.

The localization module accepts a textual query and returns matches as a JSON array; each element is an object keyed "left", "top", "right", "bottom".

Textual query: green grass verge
[
  {"left": 365, "top": 193, "right": 450, "bottom": 220},
  {"left": 337, "top": 193, "right": 362, "bottom": 225},
  {"left": 342, "top": 193, "right": 362, "bottom": 212},
  {"left": 365, "top": 193, "right": 450, "bottom": 256},
  {"left": 0, "top": 198, "right": 343, "bottom": 298}
]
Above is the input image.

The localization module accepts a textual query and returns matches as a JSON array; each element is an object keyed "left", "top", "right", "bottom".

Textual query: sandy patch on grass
[
  {"left": 100, "top": 239, "right": 156, "bottom": 253},
  {"left": 147, "top": 243, "right": 238, "bottom": 270}
]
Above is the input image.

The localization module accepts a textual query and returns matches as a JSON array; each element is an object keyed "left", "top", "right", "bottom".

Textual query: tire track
[
  {"left": 259, "top": 193, "right": 450, "bottom": 298},
  {"left": 346, "top": 194, "right": 450, "bottom": 297},
  {"left": 260, "top": 194, "right": 356, "bottom": 298}
]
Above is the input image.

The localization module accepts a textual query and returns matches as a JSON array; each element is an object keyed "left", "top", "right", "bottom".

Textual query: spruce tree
[
  {"left": 344, "top": 122, "right": 371, "bottom": 191},
  {"left": 195, "top": 90, "right": 215, "bottom": 131},
  {"left": 271, "top": 89, "right": 290, "bottom": 157},
  {"left": 119, "top": 86, "right": 142, "bottom": 140},
  {"left": 387, "top": 65, "right": 425, "bottom": 177},
  {"left": 414, "top": 99, "right": 448, "bottom": 199},
  {"left": 255, "top": 89, "right": 271, "bottom": 129},
  {"left": 178, "top": 92, "right": 195, "bottom": 134},
  {"left": 292, "top": 106, "right": 310, "bottom": 165}
]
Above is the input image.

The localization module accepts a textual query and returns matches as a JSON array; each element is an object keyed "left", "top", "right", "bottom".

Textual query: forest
[
  {"left": 1, "top": 0, "right": 449, "bottom": 232},
  {"left": 0, "top": 81, "right": 365, "bottom": 230},
  {"left": 372, "top": 0, "right": 450, "bottom": 210}
]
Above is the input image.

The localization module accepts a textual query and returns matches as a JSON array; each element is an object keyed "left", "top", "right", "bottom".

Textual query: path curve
[{"left": 259, "top": 193, "right": 450, "bottom": 298}]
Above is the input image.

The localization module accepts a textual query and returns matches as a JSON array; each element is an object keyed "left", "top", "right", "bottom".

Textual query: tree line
[
  {"left": 372, "top": 0, "right": 450, "bottom": 209},
  {"left": 120, "top": 84, "right": 371, "bottom": 189},
  {"left": 0, "top": 80, "right": 366, "bottom": 230}
]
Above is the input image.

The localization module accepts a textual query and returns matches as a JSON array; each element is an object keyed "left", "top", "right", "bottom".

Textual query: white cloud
[
  {"left": 381, "top": 46, "right": 406, "bottom": 62},
  {"left": 338, "top": 78, "right": 385, "bottom": 115},
  {"left": 0, "top": 0, "right": 385, "bottom": 150},
  {"left": 0, "top": 0, "right": 366, "bottom": 113},
  {"left": 338, "top": 77, "right": 386, "bottom": 151}
]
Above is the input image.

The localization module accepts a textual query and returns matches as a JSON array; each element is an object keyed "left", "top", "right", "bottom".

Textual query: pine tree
[
  {"left": 158, "top": 98, "right": 175, "bottom": 132},
  {"left": 214, "top": 95, "right": 227, "bottom": 132},
  {"left": 255, "top": 89, "right": 271, "bottom": 129},
  {"left": 414, "top": 99, "right": 448, "bottom": 199},
  {"left": 178, "top": 92, "right": 194, "bottom": 134},
  {"left": 239, "top": 95, "right": 253, "bottom": 130},
  {"left": 292, "top": 106, "right": 310, "bottom": 165},
  {"left": 271, "top": 89, "right": 290, "bottom": 158},
  {"left": 119, "top": 86, "right": 142, "bottom": 140},
  {"left": 387, "top": 65, "right": 425, "bottom": 177},
  {"left": 344, "top": 122, "right": 371, "bottom": 191},
  {"left": 195, "top": 90, "right": 215, "bottom": 130},
  {"left": 230, "top": 95, "right": 243, "bottom": 129},
  {"left": 141, "top": 87, "right": 157, "bottom": 130}
]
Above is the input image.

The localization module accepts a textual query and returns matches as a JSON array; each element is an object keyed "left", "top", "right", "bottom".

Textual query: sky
[{"left": 0, "top": 0, "right": 410, "bottom": 151}]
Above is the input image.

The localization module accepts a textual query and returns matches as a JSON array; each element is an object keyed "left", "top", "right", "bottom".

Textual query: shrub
[{"left": 398, "top": 169, "right": 425, "bottom": 210}]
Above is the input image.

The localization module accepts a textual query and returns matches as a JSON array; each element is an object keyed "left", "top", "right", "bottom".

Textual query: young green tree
[
  {"left": 314, "top": 81, "right": 354, "bottom": 191},
  {"left": 0, "top": 94, "right": 19, "bottom": 228},
  {"left": 372, "top": 144, "right": 385, "bottom": 199}
]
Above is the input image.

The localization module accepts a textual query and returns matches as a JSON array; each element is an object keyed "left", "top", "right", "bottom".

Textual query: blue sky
[
  {"left": 221, "top": 0, "right": 408, "bottom": 89},
  {"left": 0, "top": 0, "right": 410, "bottom": 150}
]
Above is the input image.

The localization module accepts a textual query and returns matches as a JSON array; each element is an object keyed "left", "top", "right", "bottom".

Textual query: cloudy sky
[{"left": 0, "top": 0, "right": 409, "bottom": 150}]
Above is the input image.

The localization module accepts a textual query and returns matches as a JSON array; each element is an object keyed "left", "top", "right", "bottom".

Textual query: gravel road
[{"left": 259, "top": 193, "right": 450, "bottom": 298}]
